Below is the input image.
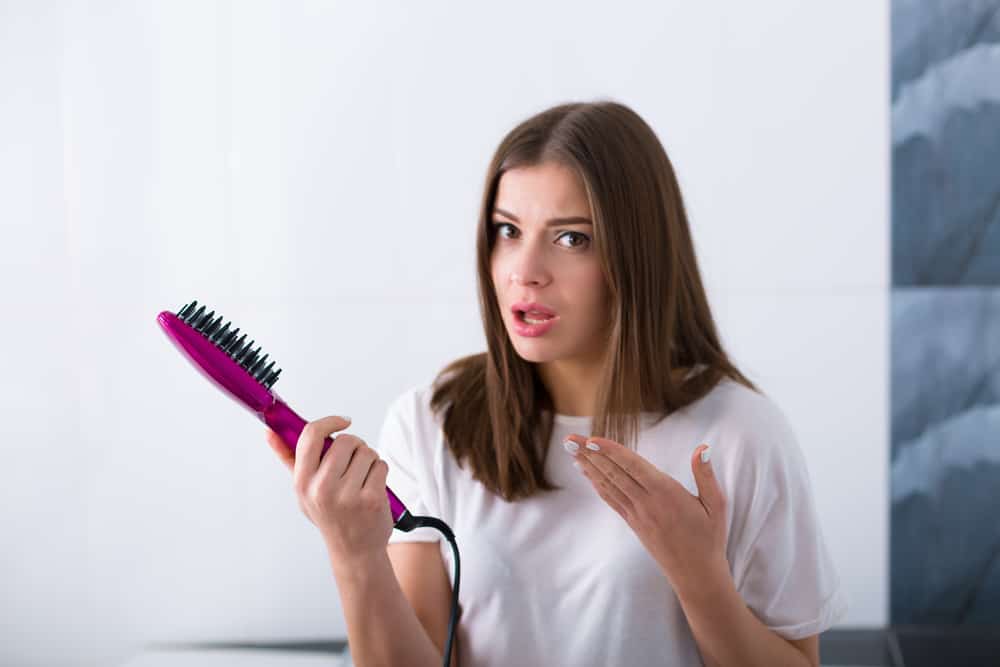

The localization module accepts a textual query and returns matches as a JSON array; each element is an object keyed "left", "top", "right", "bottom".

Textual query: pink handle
[{"left": 261, "top": 398, "right": 409, "bottom": 524}]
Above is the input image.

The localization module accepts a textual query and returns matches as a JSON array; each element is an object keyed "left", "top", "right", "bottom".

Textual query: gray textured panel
[{"left": 891, "top": 0, "right": 1000, "bottom": 287}]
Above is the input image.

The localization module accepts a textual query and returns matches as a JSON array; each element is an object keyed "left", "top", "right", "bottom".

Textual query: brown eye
[
  {"left": 493, "top": 222, "right": 516, "bottom": 238},
  {"left": 492, "top": 222, "right": 590, "bottom": 250},
  {"left": 558, "top": 231, "right": 591, "bottom": 249}
]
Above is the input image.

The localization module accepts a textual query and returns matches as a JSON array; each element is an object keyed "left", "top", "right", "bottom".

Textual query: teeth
[{"left": 521, "top": 312, "right": 553, "bottom": 325}]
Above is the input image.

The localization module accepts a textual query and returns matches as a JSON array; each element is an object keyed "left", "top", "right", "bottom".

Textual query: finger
[
  {"left": 561, "top": 434, "right": 588, "bottom": 453},
  {"left": 575, "top": 456, "right": 633, "bottom": 516},
  {"left": 294, "top": 415, "right": 352, "bottom": 488},
  {"left": 576, "top": 437, "right": 646, "bottom": 499},
  {"left": 691, "top": 444, "right": 725, "bottom": 518},
  {"left": 324, "top": 433, "right": 364, "bottom": 480},
  {"left": 265, "top": 429, "right": 294, "bottom": 472},
  {"left": 340, "top": 444, "right": 380, "bottom": 494},
  {"left": 577, "top": 448, "right": 644, "bottom": 504},
  {"left": 563, "top": 434, "right": 642, "bottom": 503},
  {"left": 362, "top": 457, "right": 389, "bottom": 491},
  {"left": 583, "top": 436, "right": 656, "bottom": 490}
]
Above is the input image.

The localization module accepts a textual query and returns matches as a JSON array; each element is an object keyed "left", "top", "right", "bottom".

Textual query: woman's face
[{"left": 489, "top": 161, "right": 611, "bottom": 365}]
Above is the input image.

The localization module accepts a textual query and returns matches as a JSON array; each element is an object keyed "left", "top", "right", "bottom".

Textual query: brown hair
[{"left": 429, "top": 99, "right": 757, "bottom": 502}]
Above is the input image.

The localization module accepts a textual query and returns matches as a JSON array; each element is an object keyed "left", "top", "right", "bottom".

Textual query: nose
[
  {"left": 510, "top": 266, "right": 550, "bottom": 288},
  {"left": 508, "top": 240, "right": 552, "bottom": 287}
]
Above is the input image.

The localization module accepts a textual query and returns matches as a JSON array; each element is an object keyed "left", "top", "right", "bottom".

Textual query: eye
[
  {"left": 557, "top": 231, "right": 590, "bottom": 249},
  {"left": 491, "top": 222, "right": 591, "bottom": 250},
  {"left": 494, "top": 222, "right": 516, "bottom": 239}
]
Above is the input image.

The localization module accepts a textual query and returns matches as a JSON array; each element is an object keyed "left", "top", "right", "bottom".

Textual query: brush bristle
[{"left": 177, "top": 300, "right": 282, "bottom": 389}]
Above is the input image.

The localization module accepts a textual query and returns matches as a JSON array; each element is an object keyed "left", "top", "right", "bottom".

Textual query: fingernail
[
  {"left": 563, "top": 439, "right": 579, "bottom": 454},
  {"left": 343, "top": 416, "right": 351, "bottom": 422},
  {"left": 586, "top": 441, "right": 600, "bottom": 451},
  {"left": 701, "top": 446, "right": 711, "bottom": 463}
]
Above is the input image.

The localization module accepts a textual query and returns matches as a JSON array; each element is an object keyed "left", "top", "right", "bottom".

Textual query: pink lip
[
  {"left": 510, "top": 302, "right": 559, "bottom": 337},
  {"left": 511, "top": 301, "right": 557, "bottom": 317},
  {"left": 513, "top": 315, "right": 558, "bottom": 337}
]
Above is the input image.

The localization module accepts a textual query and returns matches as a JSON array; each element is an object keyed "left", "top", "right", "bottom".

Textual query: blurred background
[{"left": 1, "top": 1, "right": 996, "bottom": 665}]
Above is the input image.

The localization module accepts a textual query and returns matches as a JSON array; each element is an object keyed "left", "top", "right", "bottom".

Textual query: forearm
[
  {"left": 332, "top": 550, "right": 443, "bottom": 667},
  {"left": 675, "top": 562, "right": 812, "bottom": 667}
]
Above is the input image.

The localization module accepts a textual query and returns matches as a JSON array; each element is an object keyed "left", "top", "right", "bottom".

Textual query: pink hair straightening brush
[
  {"left": 156, "top": 300, "right": 461, "bottom": 666},
  {"left": 156, "top": 300, "right": 419, "bottom": 531}
]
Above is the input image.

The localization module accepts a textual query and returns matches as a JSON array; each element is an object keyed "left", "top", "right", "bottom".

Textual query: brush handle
[{"left": 261, "top": 398, "right": 411, "bottom": 526}]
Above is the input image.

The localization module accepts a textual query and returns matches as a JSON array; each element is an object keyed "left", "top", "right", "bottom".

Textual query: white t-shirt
[{"left": 374, "top": 375, "right": 849, "bottom": 666}]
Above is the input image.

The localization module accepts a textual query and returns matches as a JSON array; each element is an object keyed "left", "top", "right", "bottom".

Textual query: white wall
[{"left": 0, "top": 1, "right": 888, "bottom": 664}]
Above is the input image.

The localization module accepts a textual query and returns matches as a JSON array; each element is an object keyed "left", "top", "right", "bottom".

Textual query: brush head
[{"left": 176, "top": 300, "right": 282, "bottom": 390}]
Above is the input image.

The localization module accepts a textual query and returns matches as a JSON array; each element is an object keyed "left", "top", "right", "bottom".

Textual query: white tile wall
[{"left": 0, "top": 1, "right": 889, "bottom": 664}]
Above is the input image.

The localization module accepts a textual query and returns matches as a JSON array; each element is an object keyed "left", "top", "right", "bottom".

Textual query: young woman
[{"left": 266, "top": 100, "right": 848, "bottom": 667}]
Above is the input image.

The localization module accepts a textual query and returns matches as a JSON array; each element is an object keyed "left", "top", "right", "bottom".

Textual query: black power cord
[{"left": 394, "top": 513, "right": 461, "bottom": 667}]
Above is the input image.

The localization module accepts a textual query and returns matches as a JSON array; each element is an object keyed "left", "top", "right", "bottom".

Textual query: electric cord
[{"left": 395, "top": 513, "right": 461, "bottom": 667}]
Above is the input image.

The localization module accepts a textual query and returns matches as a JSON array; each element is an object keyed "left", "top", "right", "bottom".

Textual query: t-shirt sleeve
[
  {"left": 374, "top": 387, "right": 442, "bottom": 544},
  {"left": 728, "top": 407, "right": 850, "bottom": 640}
]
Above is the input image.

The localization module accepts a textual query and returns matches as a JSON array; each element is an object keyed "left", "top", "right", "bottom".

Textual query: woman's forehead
[{"left": 495, "top": 163, "right": 590, "bottom": 218}]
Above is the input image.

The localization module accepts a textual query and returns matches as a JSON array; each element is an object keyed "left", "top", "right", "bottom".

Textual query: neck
[
  {"left": 538, "top": 361, "right": 695, "bottom": 417},
  {"left": 537, "top": 358, "right": 603, "bottom": 417}
]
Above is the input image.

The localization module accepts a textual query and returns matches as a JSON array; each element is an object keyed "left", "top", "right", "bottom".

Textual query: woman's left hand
[{"left": 564, "top": 434, "right": 730, "bottom": 597}]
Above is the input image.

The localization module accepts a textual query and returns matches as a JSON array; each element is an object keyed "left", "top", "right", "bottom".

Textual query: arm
[
  {"left": 332, "top": 547, "right": 453, "bottom": 667},
  {"left": 387, "top": 542, "right": 459, "bottom": 667},
  {"left": 264, "top": 422, "right": 454, "bottom": 666},
  {"left": 675, "top": 561, "right": 819, "bottom": 667}
]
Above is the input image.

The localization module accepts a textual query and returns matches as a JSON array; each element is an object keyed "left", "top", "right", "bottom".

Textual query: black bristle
[
  {"left": 226, "top": 332, "right": 247, "bottom": 355},
  {"left": 260, "top": 367, "right": 279, "bottom": 388},
  {"left": 203, "top": 316, "right": 223, "bottom": 337},
  {"left": 243, "top": 347, "right": 261, "bottom": 370},
  {"left": 248, "top": 353, "right": 269, "bottom": 375},
  {"left": 210, "top": 321, "right": 231, "bottom": 344},
  {"left": 218, "top": 327, "right": 239, "bottom": 348},
  {"left": 256, "top": 360, "right": 276, "bottom": 382},
  {"left": 236, "top": 341, "right": 257, "bottom": 365},
  {"left": 188, "top": 304, "right": 206, "bottom": 325},
  {"left": 174, "top": 300, "right": 281, "bottom": 389},
  {"left": 195, "top": 310, "right": 216, "bottom": 331},
  {"left": 193, "top": 308, "right": 210, "bottom": 327}
]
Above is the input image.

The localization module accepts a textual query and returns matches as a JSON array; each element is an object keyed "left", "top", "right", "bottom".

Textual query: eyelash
[{"left": 491, "top": 222, "right": 591, "bottom": 250}]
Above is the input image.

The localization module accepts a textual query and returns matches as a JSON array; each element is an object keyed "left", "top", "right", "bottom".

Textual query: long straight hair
[{"left": 430, "top": 100, "right": 757, "bottom": 502}]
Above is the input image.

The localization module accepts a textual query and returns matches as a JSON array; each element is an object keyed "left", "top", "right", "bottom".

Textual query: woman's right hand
[{"left": 265, "top": 416, "right": 393, "bottom": 569}]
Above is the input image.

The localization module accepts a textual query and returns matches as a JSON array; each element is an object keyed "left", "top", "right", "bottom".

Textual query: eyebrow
[{"left": 492, "top": 207, "right": 593, "bottom": 226}]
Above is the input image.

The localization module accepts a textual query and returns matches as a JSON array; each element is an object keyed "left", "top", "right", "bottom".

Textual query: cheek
[
  {"left": 489, "top": 254, "right": 504, "bottom": 287},
  {"left": 573, "top": 268, "right": 610, "bottom": 314},
  {"left": 490, "top": 245, "right": 515, "bottom": 274}
]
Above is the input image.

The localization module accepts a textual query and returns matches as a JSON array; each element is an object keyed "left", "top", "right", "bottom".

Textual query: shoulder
[
  {"left": 685, "top": 377, "right": 792, "bottom": 434},
  {"left": 388, "top": 353, "right": 485, "bottom": 422},
  {"left": 382, "top": 380, "right": 445, "bottom": 439},
  {"left": 683, "top": 377, "right": 800, "bottom": 464},
  {"left": 385, "top": 380, "right": 434, "bottom": 420}
]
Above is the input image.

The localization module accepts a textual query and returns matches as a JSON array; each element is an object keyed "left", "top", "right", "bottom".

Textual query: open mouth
[{"left": 516, "top": 310, "right": 557, "bottom": 325}]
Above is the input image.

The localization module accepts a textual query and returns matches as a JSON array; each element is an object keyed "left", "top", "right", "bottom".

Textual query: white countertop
[{"left": 119, "top": 648, "right": 352, "bottom": 667}]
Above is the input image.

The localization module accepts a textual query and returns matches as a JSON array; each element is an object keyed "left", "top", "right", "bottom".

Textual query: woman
[{"left": 266, "top": 100, "right": 848, "bottom": 666}]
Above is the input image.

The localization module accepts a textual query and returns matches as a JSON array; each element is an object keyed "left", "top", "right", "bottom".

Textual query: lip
[
  {"left": 510, "top": 301, "right": 559, "bottom": 337},
  {"left": 511, "top": 301, "right": 557, "bottom": 317}
]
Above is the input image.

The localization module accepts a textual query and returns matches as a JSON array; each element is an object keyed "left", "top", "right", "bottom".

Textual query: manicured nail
[
  {"left": 586, "top": 441, "right": 600, "bottom": 451},
  {"left": 563, "top": 439, "right": 579, "bottom": 454},
  {"left": 701, "top": 446, "right": 711, "bottom": 463},
  {"left": 343, "top": 416, "right": 352, "bottom": 422}
]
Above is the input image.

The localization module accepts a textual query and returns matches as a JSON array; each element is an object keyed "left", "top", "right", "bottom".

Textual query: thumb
[
  {"left": 265, "top": 428, "right": 295, "bottom": 471},
  {"left": 691, "top": 444, "right": 724, "bottom": 516}
]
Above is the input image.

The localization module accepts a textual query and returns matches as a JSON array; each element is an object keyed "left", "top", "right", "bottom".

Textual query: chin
[{"left": 510, "top": 340, "right": 560, "bottom": 363}]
